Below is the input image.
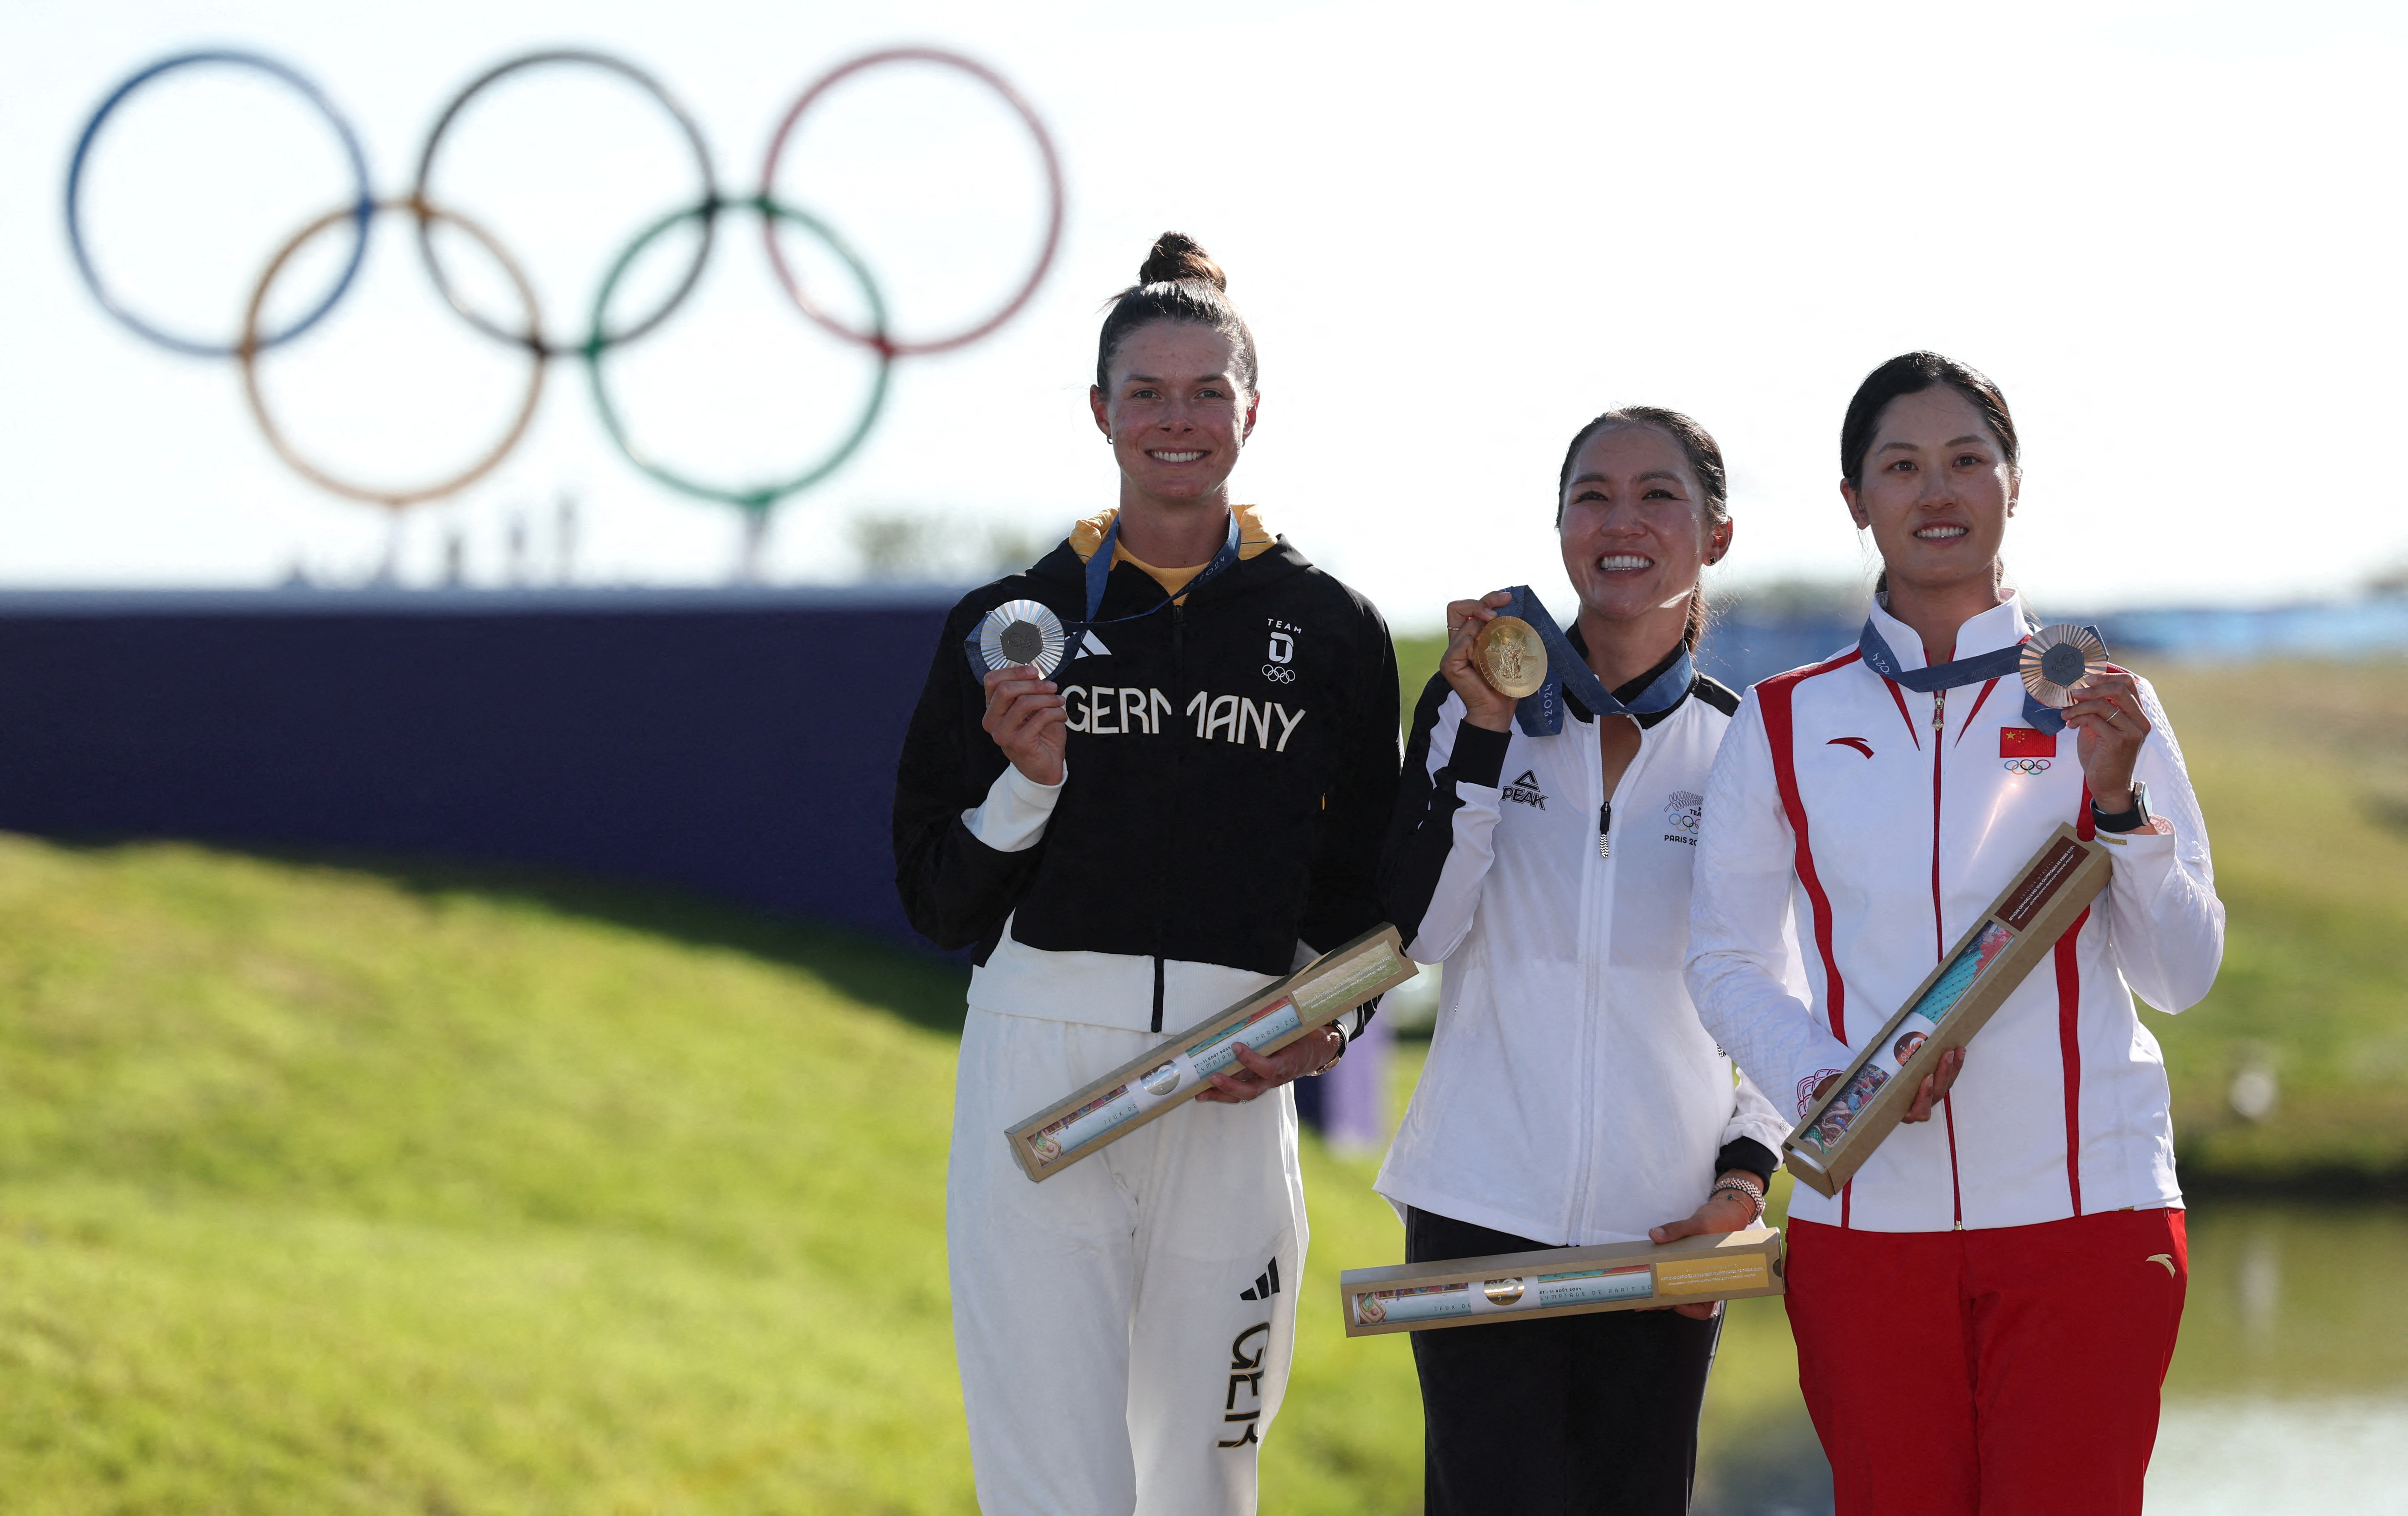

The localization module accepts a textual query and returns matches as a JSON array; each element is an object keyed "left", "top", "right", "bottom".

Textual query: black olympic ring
[
  {"left": 2003, "top": 758, "right": 2053, "bottom": 774},
  {"left": 65, "top": 45, "right": 1061, "bottom": 516},
  {"left": 411, "top": 50, "right": 718, "bottom": 360}
]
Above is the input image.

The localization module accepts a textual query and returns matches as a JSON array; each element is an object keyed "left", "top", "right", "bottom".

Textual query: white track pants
[{"left": 947, "top": 1006, "right": 1308, "bottom": 1516}]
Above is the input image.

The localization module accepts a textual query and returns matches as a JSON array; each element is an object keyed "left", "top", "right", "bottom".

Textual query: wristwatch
[
  {"left": 2092, "top": 779, "right": 2152, "bottom": 834},
  {"left": 1310, "top": 1026, "right": 1349, "bottom": 1076}
]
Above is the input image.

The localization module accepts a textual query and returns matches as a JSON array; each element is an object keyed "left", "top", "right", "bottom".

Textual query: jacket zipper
[
  {"left": 1568, "top": 726, "right": 1627, "bottom": 1238},
  {"left": 1931, "top": 684, "right": 1965, "bottom": 1225},
  {"left": 1159, "top": 597, "right": 1184, "bottom": 1037},
  {"left": 1930, "top": 686, "right": 1947, "bottom": 958}
]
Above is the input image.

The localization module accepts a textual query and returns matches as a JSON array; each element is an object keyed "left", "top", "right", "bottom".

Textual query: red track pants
[{"left": 1785, "top": 1209, "right": 2187, "bottom": 1516}]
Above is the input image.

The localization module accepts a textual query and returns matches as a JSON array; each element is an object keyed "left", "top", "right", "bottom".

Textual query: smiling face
[
  {"left": 1556, "top": 423, "right": 1729, "bottom": 627},
  {"left": 1088, "top": 321, "right": 1256, "bottom": 512},
  {"left": 1842, "top": 385, "right": 2016, "bottom": 602}
]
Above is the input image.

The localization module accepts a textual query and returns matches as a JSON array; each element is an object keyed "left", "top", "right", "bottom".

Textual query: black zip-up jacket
[{"left": 893, "top": 531, "right": 1400, "bottom": 982}]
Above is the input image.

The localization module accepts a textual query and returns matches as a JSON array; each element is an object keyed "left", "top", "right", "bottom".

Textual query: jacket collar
[
  {"left": 1025, "top": 531, "right": 1309, "bottom": 601},
  {"left": 1865, "top": 594, "right": 2030, "bottom": 674}
]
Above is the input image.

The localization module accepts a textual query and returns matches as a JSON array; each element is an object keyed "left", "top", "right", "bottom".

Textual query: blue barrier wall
[
  {"left": 6, "top": 586, "right": 2366, "bottom": 950},
  {"left": 0, "top": 587, "right": 960, "bottom": 945}
]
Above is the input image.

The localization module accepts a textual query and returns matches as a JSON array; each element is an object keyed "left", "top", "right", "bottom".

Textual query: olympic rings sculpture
[{"left": 65, "top": 45, "right": 1064, "bottom": 518}]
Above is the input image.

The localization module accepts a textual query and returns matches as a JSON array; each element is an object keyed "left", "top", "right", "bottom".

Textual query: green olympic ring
[{"left": 584, "top": 195, "right": 891, "bottom": 515}]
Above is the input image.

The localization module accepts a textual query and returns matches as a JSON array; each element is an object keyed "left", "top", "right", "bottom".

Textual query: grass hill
[{"left": 0, "top": 838, "right": 1432, "bottom": 1513}]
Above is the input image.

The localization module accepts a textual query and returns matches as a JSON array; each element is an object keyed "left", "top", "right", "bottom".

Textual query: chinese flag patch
[{"left": 1999, "top": 727, "right": 2058, "bottom": 758}]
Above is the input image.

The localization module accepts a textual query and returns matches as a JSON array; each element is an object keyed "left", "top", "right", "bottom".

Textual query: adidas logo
[
  {"left": 1239, "top": 1257, "right": 1281, "bottom": 1301},
  {"left": 1502, "top": 770, "right": 1548, "bottom": 810}
]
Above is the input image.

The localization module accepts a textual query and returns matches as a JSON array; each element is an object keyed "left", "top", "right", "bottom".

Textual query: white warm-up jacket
[
  {"left": 1686, "top": 599, "right": 2225, "bottom": 1233},
  {"left": 1376, "top": 654, "right": 1792, "bottom": 1247}
]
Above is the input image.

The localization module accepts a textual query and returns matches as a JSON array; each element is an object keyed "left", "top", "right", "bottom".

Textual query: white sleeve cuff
[{"left": 961, "top": 763, "right": 1065, "bottom": 854}]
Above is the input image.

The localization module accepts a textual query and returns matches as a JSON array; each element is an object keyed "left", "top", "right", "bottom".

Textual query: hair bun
[{"left": 1138, "top": 231, "right": 1226, "bottom": 291}]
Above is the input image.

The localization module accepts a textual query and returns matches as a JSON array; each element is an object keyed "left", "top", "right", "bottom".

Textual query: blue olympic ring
[
  {"left": 66, "top": 50, "right": 374, "bottom": 359},
  {"left": 2003, "top": 758, "right": 2053, "bottom": 774}
]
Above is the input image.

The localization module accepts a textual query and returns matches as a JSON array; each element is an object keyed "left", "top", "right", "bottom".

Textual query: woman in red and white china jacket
[{"left": 1686, "top": 352, "right": 2224, "bottom": 1516}]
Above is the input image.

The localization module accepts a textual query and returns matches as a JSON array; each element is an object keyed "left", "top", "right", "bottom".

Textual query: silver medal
[{"left": 976, "top": 599, "right": 1067, "bottom": 677}]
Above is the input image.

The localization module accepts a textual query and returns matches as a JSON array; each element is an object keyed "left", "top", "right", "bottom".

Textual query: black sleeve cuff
[
  {"left": 1446, "top": 721, "right": 1511, "bottom": 790},
  {"left": 1715, "top": 1137, "right": 1779, "bottom": 1187}
]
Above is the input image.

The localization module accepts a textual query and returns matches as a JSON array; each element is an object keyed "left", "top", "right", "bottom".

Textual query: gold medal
[
  {"left": 1482, "top": 1277, "right": 1526, "bottom": 1306},
  {"left": 2017, "top": 623, "right": 2110, "bottom": 707},
  {"left": 1472, "top": 616, "right": 1547, "bottom": 699}
]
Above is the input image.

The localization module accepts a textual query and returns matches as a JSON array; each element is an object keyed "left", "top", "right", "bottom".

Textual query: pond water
[{"left": 1693, "top": 1200, "right": 2408, "bottom": 1515}]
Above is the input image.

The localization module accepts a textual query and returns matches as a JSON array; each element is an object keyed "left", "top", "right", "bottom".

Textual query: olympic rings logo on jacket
[{"left": 64, "top": 47, "right": 1063, "bottom": 518}]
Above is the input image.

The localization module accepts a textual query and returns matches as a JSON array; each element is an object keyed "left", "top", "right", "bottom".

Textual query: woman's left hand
[
  {"left": 1197, "top": 1029, "right": 1342, "bottom": 1103},
  {"left": 1645, "top": 1190, "right": 1761, "bottom": 1319},
  {"left": 2062, "top": 670, "right": 2151, "bottom": 814}
]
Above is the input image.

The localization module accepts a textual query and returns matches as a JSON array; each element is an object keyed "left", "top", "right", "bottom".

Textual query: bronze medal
[
  {"left": 1472, "top": 615, "right": 1546, "bottom": 699},
  {"left": 2017, "top": 623, "right": 2110, "bottom": 708}
]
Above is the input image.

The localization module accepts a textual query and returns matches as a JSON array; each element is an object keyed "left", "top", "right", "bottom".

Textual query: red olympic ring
[{"left": 758, "top": 47, "right": 1066, "bottom": 359}]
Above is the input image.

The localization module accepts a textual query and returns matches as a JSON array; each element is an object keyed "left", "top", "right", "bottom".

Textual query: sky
[{"left": 3, "top": 0, "right": 2404, "bottom": 629}]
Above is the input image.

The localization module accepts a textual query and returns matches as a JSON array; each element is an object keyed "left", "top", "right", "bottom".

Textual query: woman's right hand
[
  {"left": 982, "top": 664, "right": 1067, "bottom": 786},
  {"left": 1440, "top": 590, "right": 1520, "bottom": 733},
  {"left": 1810, "top": 1047, "right": 1965, "bottom": 1125}
]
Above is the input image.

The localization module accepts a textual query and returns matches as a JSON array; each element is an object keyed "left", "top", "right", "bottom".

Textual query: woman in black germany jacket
[{"left": 892, "top": 231, "right": 1399, "bottom": 1516}]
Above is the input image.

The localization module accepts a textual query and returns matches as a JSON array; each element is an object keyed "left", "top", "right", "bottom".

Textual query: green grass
[
  {"left": 0, "top": 837, "right": 1433, "bottom": 1513},
  {"left": 2134, "top": 661, "right": 2408, "bottom": 1186}
]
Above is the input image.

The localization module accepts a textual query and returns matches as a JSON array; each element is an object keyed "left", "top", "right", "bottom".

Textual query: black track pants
[{"left": 1405, "top": 1207, "right": 1721, "bottom": 1516}]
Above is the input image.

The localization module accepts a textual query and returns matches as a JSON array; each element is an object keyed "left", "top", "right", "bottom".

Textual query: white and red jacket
[{"left": 1686, "top": 598, "right": 2224, "bottom": 1232}]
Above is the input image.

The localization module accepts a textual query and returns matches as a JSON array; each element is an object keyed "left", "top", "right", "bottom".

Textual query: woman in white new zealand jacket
[{"left": 1376, "top": 407, "right": 1792, "bottom": 1516}]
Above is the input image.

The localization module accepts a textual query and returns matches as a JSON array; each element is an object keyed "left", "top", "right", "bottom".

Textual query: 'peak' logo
[{"left": 1502, "top": 770, "right": 1548, "bottom": 809}]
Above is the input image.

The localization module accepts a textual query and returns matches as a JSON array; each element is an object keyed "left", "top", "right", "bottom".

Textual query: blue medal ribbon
[
  {"left": 1080, "top": 508, "right": 1243, "bottom": 631},
  {"left": 1495, "top": 585, "right": 1695, "bottom": 737},
  {"left": 967, "top": 509, "right": 1244, "bottom": 676},
  {"left": 1854, "top": 616, "right": 2103, "bottom": 736}
]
